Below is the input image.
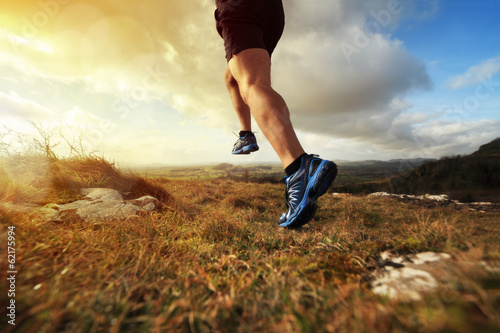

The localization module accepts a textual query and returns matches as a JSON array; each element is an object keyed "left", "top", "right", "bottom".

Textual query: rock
[
  {"left": 371, "top": 251, "right": 452, "bottom": 301},
  {"left": 0, "top": 188, "right": 160, "bottom": 223},
  {"left": 51, "top": 188, "right": 160, "bottom": 222},
  {"left": 424, "top": 194, "right": 449, "bottom": 201},
  {"left": 369, "top": 192, "right": 500, "bottom": 212},
  {"left": 80, "top": 188, "right": 124, "bottom": 201},
  {"left": 413, "top": 251, "right": 451, "bottom": 263},
  {"left": 127, "top": 196, "right": 159, "bottom": 211},
  {"left": 370, "top": 192, "right": 451, "bottom": 202},
  {"left": 370, "top": 192, "right": 391, "bottom": 197},
  {"left": 372, "top": 267, "right": 438, "bottom": 301}
]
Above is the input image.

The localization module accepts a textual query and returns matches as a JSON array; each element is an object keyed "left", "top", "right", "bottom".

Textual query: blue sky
[
  {"left": 1, "top": 0, "right": 499, "bottom": 166},
  {"left": 396, "top": 0, "right": 500, "bottom": 120}
]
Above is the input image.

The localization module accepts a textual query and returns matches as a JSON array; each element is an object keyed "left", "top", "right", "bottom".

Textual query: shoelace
[
  {"left": 281, "top": 154, "right": 317, "bottom": 209},
  {"left": 282, "top": 176, "right": 290, "bottom": 208},
  {"left": 232, "top": 132, "right": 245, "bottom": 148},
  {"left": 232, "top": 131, "right": 258, "bottom": 148},
  {"left": 232, "top": 131, "right": 258, "bottom": 139}
]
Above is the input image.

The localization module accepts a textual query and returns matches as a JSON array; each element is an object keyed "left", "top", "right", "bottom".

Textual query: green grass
[{"left": 1, "top": 157, "right": 499, "bottom": 332}]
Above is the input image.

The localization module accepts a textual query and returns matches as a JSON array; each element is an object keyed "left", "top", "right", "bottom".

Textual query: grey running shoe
[
  {"left": 232, "top": 132, "right": 259, "bottom": 155},
  {"left": 279, "top": 154, "right": 337, "bottom": 228}
]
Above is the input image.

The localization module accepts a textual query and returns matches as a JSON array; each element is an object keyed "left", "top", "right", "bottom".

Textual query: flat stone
[
  {"left": 80, "top": 188, "right": 124, "bottom": 201},
  {"left": 52, "top": 188, "right": 159, "bottom": 222},
  {"left": 372, "top": 267, "right": 438, "bottom": 302},
  {"left": 0, "top": 188, "right": 160, "bottom": 223},
  {"left": 372, "top": 251, "right": 452, "bottom": 301},
  {"left": 424, "top": 194, "right": 450, "bottom": 201},
  {"left": 413, "top": 252, "right": 451, "bottom": 265}
]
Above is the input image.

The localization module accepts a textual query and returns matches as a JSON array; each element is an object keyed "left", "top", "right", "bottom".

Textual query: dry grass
[
  {"left": 0, "top": 155, "right": 172, "bottom": 207},
  {"left": 0, "top": 158, "right": 499, "bottom": 332}
]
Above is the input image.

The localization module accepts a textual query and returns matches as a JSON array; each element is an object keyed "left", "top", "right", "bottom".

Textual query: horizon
[
  {"left": 117, "top": 154, "right": 459, "bottom": 170},
  {"left": 69, "top": 136, "right": 500, "bottom": 169},
  {"left": 1, "top": 0, "right": 500, "bottom": 165}
]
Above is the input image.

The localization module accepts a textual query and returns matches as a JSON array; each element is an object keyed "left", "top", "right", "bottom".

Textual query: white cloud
[
  {"left": 5, "top": 0, "right": 497, "bottom": 163},
  {"left": 1, "top": 0, "right": 433, "bottom": 132},
  {"left": 63, "top": 106, "right": 109, "bottom": 128},
  {"left": 267, "top": 0, "right": 433, "bottom": 150},
  {"left": 298, "top": 117, "right": 500, "bottom": 162},
  {"left": 448, "top": 55, "right": 500, "bottom": 90},
  {"left": 412, "top": 118, "right": 500, "bottom": 156},
  {"left": 0, "top": 91, "right": 54, "bottom": 121}
]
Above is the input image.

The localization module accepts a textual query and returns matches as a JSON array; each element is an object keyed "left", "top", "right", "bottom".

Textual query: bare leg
[
  {"left": 224, "top": 66, "right": 252, "bottom": 132},
  {"left": 228, "top": 48, "right": 305, "bottom": 168}
]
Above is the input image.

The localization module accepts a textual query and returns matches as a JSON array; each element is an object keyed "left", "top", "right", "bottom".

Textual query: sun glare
[
  {"left": 0, "top": 29, "right": 29, "bottom": 45},
  {"left": 35, "top": 40, "right": 54, "bottom": 54},
  {"left": 118, "top": 80, "right": 128, "bottom": 91},
  {"left": 0, "top": 28, "right": 54, "bottom": 54}
]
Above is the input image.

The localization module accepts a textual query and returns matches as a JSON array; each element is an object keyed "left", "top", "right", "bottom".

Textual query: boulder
[{"left": 43, "top": 188, "right": 159, "bottom": 223}]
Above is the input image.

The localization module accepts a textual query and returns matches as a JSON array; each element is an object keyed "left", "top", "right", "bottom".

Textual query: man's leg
[
  {"left": 224, "top": 66, "right": 252, "bottom": 132},
  {"left": 224, "top": 66, "right": 259, "bottom": 155},
  {"left": 228, "top": 48, "right": 305, "bottom": 168}
]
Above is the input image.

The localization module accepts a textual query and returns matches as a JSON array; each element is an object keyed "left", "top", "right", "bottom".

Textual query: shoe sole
[
  {"left": 232, "top": 144, "right": 259, "bottom": 155},
  {"left": 279, "top": 160, "right": 338, "bottom": 229}
]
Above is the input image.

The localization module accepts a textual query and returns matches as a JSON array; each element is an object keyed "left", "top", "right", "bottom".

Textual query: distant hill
[
  {"left": 336, "top": 158, "right": 433, "bottom": 168},
  {"left": 471, "top": 137, "right": 500, "bottom": 157},
  {"left": 387, "top": 138, "right": 500, "bottom": 202},
  {"left": 332, "top": 158, "right": 435, "bottom": 193}
]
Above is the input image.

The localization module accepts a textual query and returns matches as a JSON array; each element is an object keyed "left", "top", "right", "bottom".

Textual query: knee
[
  {"left": 243, "top": 82, "right": 273, "bottom": 102},
  {"left": 224, "top": 69, "right": 239, "bottom": 90}
]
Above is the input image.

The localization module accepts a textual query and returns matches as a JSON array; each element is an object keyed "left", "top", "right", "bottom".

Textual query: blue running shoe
[
  {"left": 232, "top": 132, "right": 259, "bottom": 155},
  {"left": 279, "top": 154, "right": 337, "bottom": 228}
]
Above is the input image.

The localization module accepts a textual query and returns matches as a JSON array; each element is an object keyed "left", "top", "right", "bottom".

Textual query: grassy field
[
  {"left": 129, "top": 159, "right": 436, "bottom": 192},
  {"left": 129, "top": 160, "right": 428, "bottom": 186},
  {"left": 1, "top": 156, "right": 500, "bottom": 332},
  {"left": 131, "top": 163, "right": 284, "bottom": 183}
]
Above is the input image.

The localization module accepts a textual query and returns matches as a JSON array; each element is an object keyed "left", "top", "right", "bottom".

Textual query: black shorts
[{"left": 215, "top": 0, "right": 285, "bottom": 62}]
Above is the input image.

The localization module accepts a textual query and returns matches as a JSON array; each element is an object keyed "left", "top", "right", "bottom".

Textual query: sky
[{"left": 1, "top": 0, "right": 499, "bottom": 166}]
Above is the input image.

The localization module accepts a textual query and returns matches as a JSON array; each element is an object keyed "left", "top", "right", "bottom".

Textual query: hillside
[
  {"left": 2, "top": 180, "right": 500, "bottom": 332},
  {"left": 131, "top": 139, "right": 500, "bottom": 203},
  {"left": 472, "top": 137, "right": 500, "bottom": 157},
  {"left": 1, "top": 154, "right": 499, "bottom": 332},
  {"left": 1, "top": 136, "right": 499, "bottom": 331},
  {"left": 386, "top": 138, "right": 500, "bottom": 202},
  {"left": 332, "top": 158, "right": 434, "bottom": 192}
]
